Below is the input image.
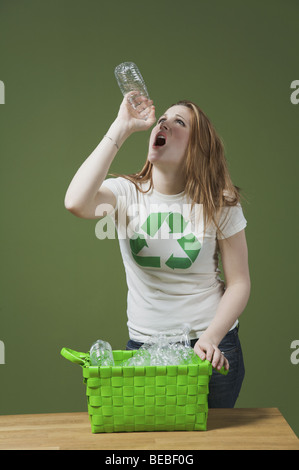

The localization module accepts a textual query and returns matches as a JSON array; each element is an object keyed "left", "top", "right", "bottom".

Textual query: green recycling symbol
[{"left": 129, "top": 212, "right": 201, "bottom": 269}]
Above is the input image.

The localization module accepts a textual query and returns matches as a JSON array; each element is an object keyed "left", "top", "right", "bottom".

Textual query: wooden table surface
[{"left": 0, "top": 408, "right": 298, "bottom": 450}]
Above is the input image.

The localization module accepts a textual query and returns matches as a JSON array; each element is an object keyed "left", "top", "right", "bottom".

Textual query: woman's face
[{"left": 147, "top": 105, "right": 192, "bottom": 169}]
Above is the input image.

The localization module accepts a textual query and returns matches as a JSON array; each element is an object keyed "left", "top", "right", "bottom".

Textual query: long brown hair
[{"left": 111, "top": 100, "right": 240, "bottom": 234}]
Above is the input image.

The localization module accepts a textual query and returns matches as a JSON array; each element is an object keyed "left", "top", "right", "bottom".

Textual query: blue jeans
[{"left": 126, "top": 326, "right": 245, "bottom": 408}]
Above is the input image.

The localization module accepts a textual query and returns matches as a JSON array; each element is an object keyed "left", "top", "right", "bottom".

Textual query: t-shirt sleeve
[
  {"left": 216, "top": 204, "right": 247, "bottom": 239},
  {"left": 101, "top": 176, "right": 135, "bottom": 217},
  {"left": 101, "top": 177, "right": 129, "bottom": 209},
  {"left": 101, "top": 177, "right": 133, "bottom": 232}
]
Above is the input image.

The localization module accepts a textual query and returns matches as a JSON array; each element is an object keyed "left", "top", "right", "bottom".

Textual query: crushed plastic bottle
[
  {"left": 148, "top": 323, "right": 191, "bottom": 348},
  {"left": 181, "top": 323, "right": 191, "bottom": 348},
  {"left": 120, "top": 348, "right": 151, "bottom": 367},
  {"left": 121, "top": 324, "right": 195, "bottom": 367},
  {"left": 114, "top": 61, "right": 150, "bottom": 99},
  {"left": 89, "top": 340, "right": 115, "bottom": 366},
  {"left": 144, "top": 341, "right": 195, "bottom": 366}
]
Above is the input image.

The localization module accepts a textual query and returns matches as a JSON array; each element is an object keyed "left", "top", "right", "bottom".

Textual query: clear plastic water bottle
[
  {"left": 114, "top": 62, "right": 150, "bottom": 99},
  {"left": 181, "top": 323, "right": 191, "bottom": 348},
  {"left": 89, "top": 340, "right": 115, "bottom": 366},
  {"left": 120, "top": 348, "right": 151, "bottom": 367},
  {"left": 155, "top": 324, "right": 191, "bottom": 347}
]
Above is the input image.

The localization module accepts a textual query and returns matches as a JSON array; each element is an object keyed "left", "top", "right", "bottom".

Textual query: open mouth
[{"left": 154, "top": 133, "right": 167, "bottom": 147}]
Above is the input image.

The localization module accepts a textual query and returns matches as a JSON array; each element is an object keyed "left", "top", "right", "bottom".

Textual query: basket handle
[
  {"left": 193, "top": 354, "right": 228, "bottom": 375},
  {"left": 60, "top": 347, "right": 88, "bottom": 366},
  {"left": 214, "top": 364, "right": 229, "bottom": 376}
]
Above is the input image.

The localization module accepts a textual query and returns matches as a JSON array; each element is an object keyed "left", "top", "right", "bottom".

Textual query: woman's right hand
[
  {"left": 65, "top": 92, "right": 155, "bottom": 219},
  {"left": 116, "top": 91, "right": 156, "bottom": 134}
]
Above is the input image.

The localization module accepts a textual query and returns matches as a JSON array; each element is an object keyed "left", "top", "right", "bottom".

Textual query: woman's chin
[{"left": 147, "top": 153, "right": 161, "bottom": 164}]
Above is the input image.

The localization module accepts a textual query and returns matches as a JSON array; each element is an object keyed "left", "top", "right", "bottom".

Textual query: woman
[{"left": 65, "top": 92, "right": 251, "bottom": 408}]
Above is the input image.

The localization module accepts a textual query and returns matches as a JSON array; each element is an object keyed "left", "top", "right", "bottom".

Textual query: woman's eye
[{"left": 158, "top": 117, "right": 186, "bottom": 126}]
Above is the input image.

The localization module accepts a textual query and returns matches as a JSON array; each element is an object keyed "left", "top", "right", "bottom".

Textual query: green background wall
[{"left": 1, "top": 0, "right": 298, "bottom": 439}]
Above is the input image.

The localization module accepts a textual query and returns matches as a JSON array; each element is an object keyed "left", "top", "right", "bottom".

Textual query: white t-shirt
[{"left": 101, "top": 177, "right": 247, "bottom": 342}]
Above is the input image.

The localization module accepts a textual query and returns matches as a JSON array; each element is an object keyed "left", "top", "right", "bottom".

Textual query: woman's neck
[{"left": 151, "top": 165, "right": 185, "bottom": 195}]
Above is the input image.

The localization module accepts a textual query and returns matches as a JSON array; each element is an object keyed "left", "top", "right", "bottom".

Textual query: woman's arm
[
  {"left": 194, "top": 229, "right": 251, "bottom": 370},
  {"left": 64, "top": 93, "right": 155, "bottom": 219}
]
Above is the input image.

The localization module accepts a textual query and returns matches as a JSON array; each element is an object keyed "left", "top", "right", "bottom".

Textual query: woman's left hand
[{"left": 194, "top": 337, "right": 229, "bottom": 371}]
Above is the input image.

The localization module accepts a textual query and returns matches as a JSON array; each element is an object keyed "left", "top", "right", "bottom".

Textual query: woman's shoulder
[
  {"left": 222, "top": 188, "right": 240, "bottom": 206},
  {"left": 103, "top": 175, "right": 134, "bottom": 190},
  {"left": 103, "top": 175, "right": 152, "bottom": 203}
]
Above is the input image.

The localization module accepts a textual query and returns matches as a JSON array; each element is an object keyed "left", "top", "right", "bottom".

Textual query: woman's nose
[{"left": 160, "top": 120, "right": 169, "bottom": 130}]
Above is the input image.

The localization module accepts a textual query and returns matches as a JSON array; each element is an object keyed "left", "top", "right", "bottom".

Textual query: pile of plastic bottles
[
  {"left": 89, "top": 324, "right": 195, "bottom": 367},
  {"left": 120, "top": 334, "right": 195, "bottom": 367}
]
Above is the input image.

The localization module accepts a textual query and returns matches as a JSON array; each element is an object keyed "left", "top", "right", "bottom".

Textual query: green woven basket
[{"left": 61, "top": 347, "right": 228, "bottom": 433}]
